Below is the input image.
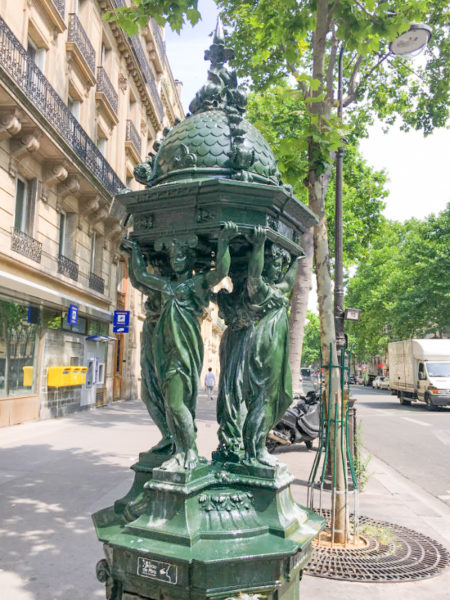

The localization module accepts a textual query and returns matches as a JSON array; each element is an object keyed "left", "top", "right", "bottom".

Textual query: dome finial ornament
[{"left": 188, "top": 19, "right": 243, "bottom": 115}]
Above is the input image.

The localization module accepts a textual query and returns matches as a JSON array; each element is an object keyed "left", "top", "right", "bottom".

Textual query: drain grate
[{"left": 305, "top": 512, "right": 450, "bottom": 582}]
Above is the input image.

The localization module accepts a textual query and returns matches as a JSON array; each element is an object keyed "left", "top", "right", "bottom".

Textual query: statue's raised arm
[{"left": 120, "top": 238, "right": 167, "bottom": 293}]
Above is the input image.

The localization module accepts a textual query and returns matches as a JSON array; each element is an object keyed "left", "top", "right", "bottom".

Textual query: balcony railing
[
  {"left": 11, "top": 228, "right": 42, "bottom": 263},
  {"left": 129, "top": 35, "right": 164, "bottom": 122},
  {"left": 58, "top": 254, "right": 79, "bottom": 281},
  {"left": 97, "top": 66, "right": 118, "bottom": 116},
  {"left": 54, "top": 0, "right": 65, "bottom": 19},
  {"left": 68, "top": 13, "right": 96, "bottom": 77},
  {"left": 89, "top": 272, "right": 105, "bottom": 294},
  {"left": 0, "top": 17, "right": 123, "bottom": 196},
  {"left": 126, "top": 119, "right": 142, "bottom": 157}
]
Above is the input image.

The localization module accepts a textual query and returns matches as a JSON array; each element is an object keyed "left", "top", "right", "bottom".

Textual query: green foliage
[
  {"left": 246, "top": 88, "right": 387, "bottom": 264},
  {"left": 301, "top": 311, "right": 321, "bottom": 367},
  {"left": 104, "top": 0, "right": 201, "bottom": 35},
  {"left": 346, "top": 204, "right": 450, "bottom": 360}
]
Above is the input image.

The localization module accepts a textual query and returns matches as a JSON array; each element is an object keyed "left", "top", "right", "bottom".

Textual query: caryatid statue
[
  {"left": 242, "top": 227, "right": 300, "bottom": 467},
  {"left": 121, "top": 222, "right": 238, "bottom": 471},
  {"left": 124, "top": 253, "right": 173, "bottom": 455}
]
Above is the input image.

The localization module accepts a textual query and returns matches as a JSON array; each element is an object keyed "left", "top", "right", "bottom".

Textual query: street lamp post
[
  {"left": 334, "top": 45, "right": 346, "bottom": 357},
  {"left": 333, "top": 23, "right": 432, "bottom": 358}
]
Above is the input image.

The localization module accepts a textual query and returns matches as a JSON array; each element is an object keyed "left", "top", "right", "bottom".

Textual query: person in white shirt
[{"left": 205, "top": 368, "right": 216, "bottom": 401}]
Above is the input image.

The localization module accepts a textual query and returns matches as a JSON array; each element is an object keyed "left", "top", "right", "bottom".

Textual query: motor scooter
[{"left": 266, "top": 390, "right": 320, "bottom": 452}]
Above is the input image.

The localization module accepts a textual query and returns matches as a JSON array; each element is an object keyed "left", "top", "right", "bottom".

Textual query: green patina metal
[{"left": 93, "top": 19, "right": 323, "bottom": 600}]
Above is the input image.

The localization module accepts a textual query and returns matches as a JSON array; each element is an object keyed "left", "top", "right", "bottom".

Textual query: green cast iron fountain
[{"left": 93, "top": 20, "right": 324, "bottom": 600}]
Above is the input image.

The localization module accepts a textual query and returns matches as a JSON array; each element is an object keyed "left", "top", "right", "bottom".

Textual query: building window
[
  {"left": 90, "top": 231, "right": 104, "bottom": 276},
  {"left": 59, "top": 211, "right": 67, "bottom": 255},
  {"left": 59, "top": 212, "right": 76, "bottom": 257},
  {"left": 97, "top": 136, "right": 106, "bottom": 157},
  {"left": 27, "top": 38, "right": 46, "bottom": 72},
  {"left": 14, "top": 178, "right": 36, "bottom": 236},
  {"left": 68, "top": 94, "right": 81, "bottom": 120},
  {"left": 0, "top": 298, "right": 39, "bottom": 397}
]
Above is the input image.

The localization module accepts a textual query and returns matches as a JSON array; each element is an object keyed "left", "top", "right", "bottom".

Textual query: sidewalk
[{"left": 0, "top": 396, "right": 449, "bottom": 600}]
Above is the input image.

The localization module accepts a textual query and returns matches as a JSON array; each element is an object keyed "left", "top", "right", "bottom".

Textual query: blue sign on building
[
  {"left": 113, "top": 310, "right": 130, "bottom": 327},
  {"left": 113, "top": 325, "right": 129, "bottom": 334},
  {"left": 67, "top": 304, "right": 79, "bottom": 326}
]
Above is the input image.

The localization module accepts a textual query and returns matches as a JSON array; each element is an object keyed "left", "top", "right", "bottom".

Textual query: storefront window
[
  {"left": 62, "top": 312, "right": 87, "bottom": 334},
  {"left": 0, "top": 300, "right": 39, "bottom": 396},
  {"left": 88, "top": 319, "right": 109, "bottom": 336},
  {"left": 43, "top": 307, "right": 62, "bottom": 330}
]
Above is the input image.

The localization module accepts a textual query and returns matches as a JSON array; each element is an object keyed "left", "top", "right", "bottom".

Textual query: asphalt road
[{"left": 353, "top": 385, "right": 450, "bottom": 506}]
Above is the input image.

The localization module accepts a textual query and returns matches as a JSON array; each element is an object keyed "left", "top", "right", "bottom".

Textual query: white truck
[{"left": 388, "top": 339, "right": 450, "bottom": 410}]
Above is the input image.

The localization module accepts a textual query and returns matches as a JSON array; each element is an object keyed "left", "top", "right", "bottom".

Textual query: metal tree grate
[{"left": 305, "top": 511, "right": 450, "bottom": 582}]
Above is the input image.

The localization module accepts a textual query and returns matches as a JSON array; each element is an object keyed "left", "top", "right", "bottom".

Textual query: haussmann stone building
[{"left": 0, "top": 0, "right": 194, "bottom": 426}]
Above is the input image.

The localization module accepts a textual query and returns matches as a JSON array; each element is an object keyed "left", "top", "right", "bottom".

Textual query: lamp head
[{"left": 389, "top": 23, "right": 432, "bottom": 58}]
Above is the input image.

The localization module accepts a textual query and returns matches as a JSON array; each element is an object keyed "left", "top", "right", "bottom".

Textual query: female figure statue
[
  {"left": 215, "top": 262, "right": 254, "bottom": 462},
  {"left": 121, "top": 223, "right": 237, "bottom": 470},
  {"left": 126, "top": 254, "right": 173, "bottom": 454},
  {"left": 243, "top": 227, "right": 299, "bottom": 467}
]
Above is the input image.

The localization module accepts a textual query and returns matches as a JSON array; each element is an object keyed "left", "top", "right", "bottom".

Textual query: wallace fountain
[{"left": 93, "top": 21, "right": 324, "bottom": 600}]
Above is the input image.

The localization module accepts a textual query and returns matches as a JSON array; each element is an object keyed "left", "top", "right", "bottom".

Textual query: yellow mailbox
[
  {"left": 22, "top": 366, "right": 33, "bottom": 387},
  {"left": 47, "top": 366, "right": 88, "bottom": 387},
  {"left": 70, "top": 366, "right": 88, "bottom": 386}
]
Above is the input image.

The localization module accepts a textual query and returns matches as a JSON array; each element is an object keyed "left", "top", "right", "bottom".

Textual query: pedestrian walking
[{"left": 205, "top": 368, "right": 216, "bottom": 401}]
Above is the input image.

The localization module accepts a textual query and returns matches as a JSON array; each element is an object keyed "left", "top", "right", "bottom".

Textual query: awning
[{"left": 86, "top": 335, "right": 117, "bottom": 342}]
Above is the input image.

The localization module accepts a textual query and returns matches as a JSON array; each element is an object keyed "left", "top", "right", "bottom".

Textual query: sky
[{"left": 164, "top": 0, "right": 449, "bottom": 223}]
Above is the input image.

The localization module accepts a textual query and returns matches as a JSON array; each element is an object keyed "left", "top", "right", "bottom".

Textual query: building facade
[{"left": 0, "top": 0, "right": 185, "bottom": 426}]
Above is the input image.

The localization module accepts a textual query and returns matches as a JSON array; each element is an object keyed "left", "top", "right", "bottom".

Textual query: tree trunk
[
  {"left": 309, "top": 169, "right": 346, "bottom": 544},
  {"left": 289, "top": 227, "right": 314, "bottom": 397}
]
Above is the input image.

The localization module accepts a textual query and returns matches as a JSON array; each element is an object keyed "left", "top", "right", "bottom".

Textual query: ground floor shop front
[{"left": 0, "top": 269, "right": 118, "bottom": 427}]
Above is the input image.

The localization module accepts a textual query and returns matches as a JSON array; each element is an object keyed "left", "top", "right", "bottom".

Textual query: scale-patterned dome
[
  {"left": 133, "top": 21, "right": 284, "bottom": 190},
  {"left": 149, "top": 109, "right": 280, "bottom": 186}
]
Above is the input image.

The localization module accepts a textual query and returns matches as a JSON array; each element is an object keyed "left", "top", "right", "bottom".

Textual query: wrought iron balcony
[
  {"left": 89, "top": 272, "right": 105, "bottom": 294},
  {"left": 54, "top": 0, "right": 65, "bottom": 19},
  {"left": 126, "top": 119, "right": 142, "bottom": 160},
  {"left": 58, "top": 254, "right": 79, "bottom": 281},
  {"left": 11, "top": 228, "right": 42, "bottom": 263},
  {"left": 96, "top": 66, "right": 119, "bottom": 120},
  {"left": 0, "top": 17, "right": 123, "bottom": 196},
  {"left": 129, "top": 35, "right": 164, "bottom": 122},
  {"left": 68, "top": 13, "right": 96, "bottom": 81}
]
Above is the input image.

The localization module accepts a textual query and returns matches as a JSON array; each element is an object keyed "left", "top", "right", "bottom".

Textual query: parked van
[{"left": 388, "top": 339, "right": 450, "bottom": 410}]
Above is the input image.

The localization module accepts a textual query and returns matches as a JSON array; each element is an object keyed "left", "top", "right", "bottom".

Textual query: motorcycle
[{"left": 266, "top": 390, "right": 321, "bottom": 452}]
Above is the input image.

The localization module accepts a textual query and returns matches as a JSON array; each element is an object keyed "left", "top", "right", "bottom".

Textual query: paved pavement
[{"left": 0, "top": 394, "right": 449, "bottom": 600}]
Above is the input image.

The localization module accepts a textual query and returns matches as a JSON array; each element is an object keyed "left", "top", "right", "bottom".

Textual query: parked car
[
  {"left": 356, "top": 375, "right": 364, "bottom": 385},
  {"left": 349, "top": 375, "right": 355, "bottom": 384},
  {"left": 378, "top": 376, "right": 390, "bottom": 390},
  {"left": 373, "top": 376, "right": 387, "bottom": 389}
]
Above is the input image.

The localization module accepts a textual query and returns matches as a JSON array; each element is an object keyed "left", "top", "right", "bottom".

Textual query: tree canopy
[{"left": 346, "top": 204, "right": 450, "bottom": 360}]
